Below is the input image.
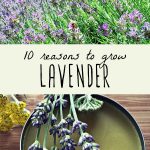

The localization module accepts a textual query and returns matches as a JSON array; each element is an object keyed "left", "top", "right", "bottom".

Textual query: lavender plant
[
  {"left": 28, "top": 94, "right": 103, "bottom": 150},
  {"left": 0, "top": 0, "right": 149, "bottom": 44}
]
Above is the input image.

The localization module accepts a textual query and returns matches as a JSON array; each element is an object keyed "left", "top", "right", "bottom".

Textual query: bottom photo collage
[{"left": 0, "top": 94, "right": 149, "bottom": 150}]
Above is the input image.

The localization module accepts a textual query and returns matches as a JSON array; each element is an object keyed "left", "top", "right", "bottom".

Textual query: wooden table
[{"left": 0, "top": 95, "right": 150, "bottom": 150}]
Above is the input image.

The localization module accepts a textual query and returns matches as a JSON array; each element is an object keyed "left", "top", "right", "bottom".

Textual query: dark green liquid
[{"left": 22, "top": 103, "right": 141, "bottom": 150}]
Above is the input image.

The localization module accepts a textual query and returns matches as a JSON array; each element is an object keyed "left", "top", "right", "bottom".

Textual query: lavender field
[{"left": 0, "top": 0, "right": 150, "bottom": 44}]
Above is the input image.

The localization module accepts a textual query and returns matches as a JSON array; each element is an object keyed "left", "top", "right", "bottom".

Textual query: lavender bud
[
  {"left": 49, "top": 125, "right": 59, "bottom": 135},
  {"left": 65, "top": 114, "right": 74, "bottom": 126},
  {"left": 59, "top": 128, "right": 71, "bottom": 137},
  {"left": 72, "top": 121, "right": 88, "bottom": 133},
  {"left": 51, "top": 114, "right": 57, "bottom": 126}
]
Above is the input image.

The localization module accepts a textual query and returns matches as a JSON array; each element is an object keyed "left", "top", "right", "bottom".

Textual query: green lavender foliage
[{"left": 0, "top": 0, "right": 149, "bottom": 44}]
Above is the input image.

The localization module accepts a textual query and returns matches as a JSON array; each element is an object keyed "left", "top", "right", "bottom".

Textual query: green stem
[
  {"left": 52, "top": 95, "right": 58, "bottom": 111},
  {"left": 60, "top": 94, "right": 64, "bottom": 120},
  {"left": 69, "top": 104, "right": 72, "bottom": 115},
  {"left": 43, "top": 119, "right": 49, "bottom": 148},
  {"left": 86, "top": 94, "right": 92, "bottom": 100},
  {"left": 69, "top": 94, "right": 83, "bottom": 135},
  {"left": 11, "top": 94, "right": 19, "bottom": 104},
  {"left": 53, "top": 110, "right": 59, "bottom": 147},
  {"left": 53, "top": 134, "right": 56, "bottom": 147},
  {"left": 69, "top": 94, "right": 78, "bottom": 121},
  {"left": 36, "top": 127, "right": 41, "bottom": 141},
  {"left": 43, "top": 95, "right": 58, "bottom": 148}
]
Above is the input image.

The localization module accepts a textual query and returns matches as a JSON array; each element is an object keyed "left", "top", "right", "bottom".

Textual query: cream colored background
[{"left": 0, "top": 45, "right": 149, "bottom": 94}]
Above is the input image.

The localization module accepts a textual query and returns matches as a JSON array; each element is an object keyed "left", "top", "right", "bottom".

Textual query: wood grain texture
[{"left": 0, "top": 95, "right": 150, "bottom": 150}]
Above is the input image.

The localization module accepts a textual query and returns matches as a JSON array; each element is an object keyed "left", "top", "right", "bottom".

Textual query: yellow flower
[
  {"left": 10, "top": 111, "right": 30, "bottom": 126},
  {"left": 0, "top": 106, "right": 6, "bottom": 112},
  {"left": 19, "top": 101, "right": 27, "bottom": 110},
  {"left": 0, "top": 116, "right": 13, "bottom": 132},
  {"left": 0, "top": 94, "right": 9, "bottom": 107},
  {"left": 19, "top": 112, "right": 30, "bottom": 126},
  {"left": 0, "top": 112, "right": 9, "bottom": 119},
  {"left": 5, "top": 102, "right": 20, "bottom": 114},
  {"left": 0, "top": 94, "right": 30, "bottom": 131}
]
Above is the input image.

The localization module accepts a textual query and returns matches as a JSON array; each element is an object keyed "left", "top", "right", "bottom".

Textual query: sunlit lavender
[{"left": 0, "top": 0, "right": 149, "bottom": 44}]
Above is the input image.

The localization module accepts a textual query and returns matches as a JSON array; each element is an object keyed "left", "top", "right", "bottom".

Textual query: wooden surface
[{"left": 0, "top": 95, "right": 150, "bottom": 150}]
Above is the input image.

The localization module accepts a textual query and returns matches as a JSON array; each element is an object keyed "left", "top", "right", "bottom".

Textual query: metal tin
[{"left": 20, "top": 95, "right": 146, "bottom": 150}]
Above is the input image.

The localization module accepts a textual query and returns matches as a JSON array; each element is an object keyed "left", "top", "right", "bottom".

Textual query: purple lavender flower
[
  {"left": 98, "top": 23, "right": 109, "bottom": 32},
  {"left": 51, "top": 29, "right": 68, "bottom": 43},
  {"left": 72, "top": 121, "right": 88, "bottom": 133},
  {"left": 57, "top": 29, "right": 65, "bottom": 36},
  {"left": 38, "top": 34, "right": 46, "bottom": 41},
  {"left": 59, "top": 128, "right": 71, "bottom": 137},
  {"left": 79, "top": 2, "right": 95, "bottom": 14},
  {"left": 65, "top": 114, "right": 74, "bottom": 126},
  {"left": 101, "top": 23, "right": 109, "bottom": 31},
  {"left": 31, "top": 0, "right": 42, "bottom": 7},
  {"left": 142, "top": 22, "right": 150, "bottom": 31},
  {"left": 103, "top": 31, "right": 109, "bottom": 36},
  {"left": 98, "top": 23, "right": 110, "bottom": 36},
  {"left": 49, "top": 125, "right": 60, "bottom": 136},
  {"left": 82, "top": 142, "right": 92, "bottom": 150},
  {"left": 119, "top": 13, "right": 128, "bottom": 24},
  {"left": 34, "top": 34, "right": 46, "bottom": 42},
  {"left": 118, "top": 13, "right": 128, "bottom": 31},
  {"left": 60, "top": 135, "right": 76, "bottom": 150},
  {"left": 82, "top": 142, "right": 100, "bottom": 150},
  {"left": 51, "top": 114, "right": 57, "bottom": 126},
  {"left": 128, "top": 10, "right": 143, "bottom": 24},
  {"left": 17, "top": 0, "right": 24, "bottom": 4},
  {"left": 114, "top": 0, "right": 123, "bottom": 12},
  {"left": 0, "top": 32, "right": 6, "bottom": 42},
  {"left": 141, "top": 22, "right": 150, "bottom": 39},
  {"left": 31, "top": 108, "right": 48, "bottom": 128},
  {"left": 42, "top": 23, "right": 50, "bottom": 30},
  {"left": 127, "top": 27, "right": 138, "bottom": 38},
  {"left": 24, "top": 35, "right": 33, "bottom": 44},
  {"left": 58, "top": 119, "right": 68, "bottom": 129},
  {"left": 24, "top": 28, "right": 35, "bottom": 35},
  {"left": 68, "top": 22, "right": 77, "bottom": 30},
  {"left": 36, "top": 99, "right": 52, "bottom": 113},
  {"left": 69, "top": 2, "right": 78, "bottom": 7},
  {"left": 32, "top": 12, "right": 42, "bottom": 20},
  {"left": 78, "top": 133, "right": 94, "bottom": 146},
  {"left": 31, "top": 99, "right": 52, "bottom": 127}
]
